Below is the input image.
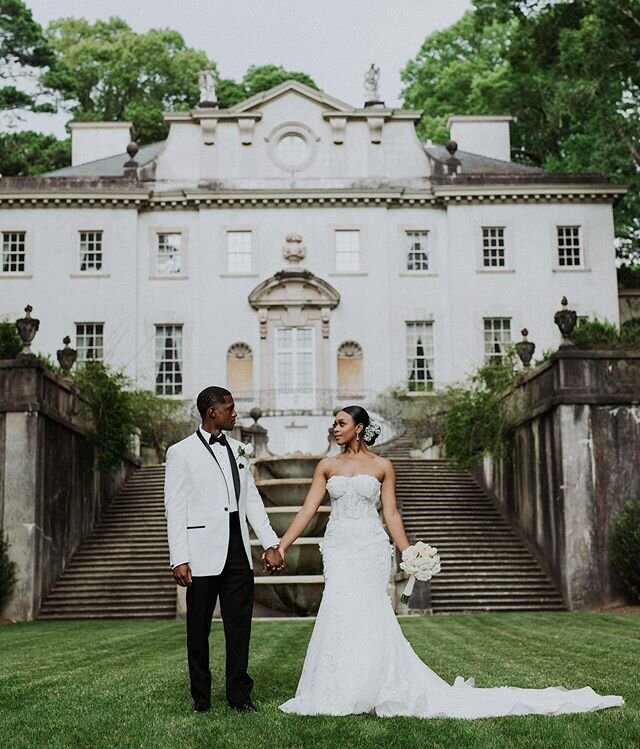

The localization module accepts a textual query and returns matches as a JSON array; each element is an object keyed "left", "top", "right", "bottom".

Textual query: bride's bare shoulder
[
  {"left": 315, "top": 456, "right": 340, "bottom": 478},
  {"left": 373, "top": 455, "right": 395, "bottom": 475}
]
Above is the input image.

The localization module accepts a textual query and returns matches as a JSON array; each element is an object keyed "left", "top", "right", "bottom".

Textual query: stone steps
[
  {"left": 39, "top": 465, "right": 175, "bottom": 621},
  {"left": 384, "top": 445, "right": 565, "bottom": 613}
]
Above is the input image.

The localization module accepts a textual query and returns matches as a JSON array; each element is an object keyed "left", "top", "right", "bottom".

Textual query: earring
[{"left": 356, "top": 433, "right": 360, "bottom": 441}]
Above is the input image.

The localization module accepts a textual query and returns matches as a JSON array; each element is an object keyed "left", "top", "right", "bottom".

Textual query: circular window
[{"left": 276, "top": 133, "right": 309, "bottom": 168}]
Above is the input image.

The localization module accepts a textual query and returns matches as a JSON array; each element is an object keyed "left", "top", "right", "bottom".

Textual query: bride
[{"left": 275, "top": 405, "right": 624, "bottom": 718}]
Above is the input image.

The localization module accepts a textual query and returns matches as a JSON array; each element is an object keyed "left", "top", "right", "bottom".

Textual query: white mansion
[{"left": 0, "top": 81, "right": 624, "bottom": 453}]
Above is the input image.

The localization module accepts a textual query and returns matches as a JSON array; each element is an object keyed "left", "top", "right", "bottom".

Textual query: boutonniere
[{"left": 236, "top": 443, "right": 254, "bottom": 468}]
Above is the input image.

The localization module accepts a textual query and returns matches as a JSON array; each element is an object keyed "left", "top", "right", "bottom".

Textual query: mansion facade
[{"left": 0, "top": 81, "right": 624, "bottom": 453}]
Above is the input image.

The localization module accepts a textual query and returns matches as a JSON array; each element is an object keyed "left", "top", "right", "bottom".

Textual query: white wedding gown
[{"left": 279, "top": 474, "right": 624, "bottom": 718}]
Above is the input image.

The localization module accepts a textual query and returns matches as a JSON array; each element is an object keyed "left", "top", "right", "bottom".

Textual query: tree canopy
[
  {"left": 402, "top": 0, "right": 640, "bottom": 264},
  {"left": 218, "top": 64, "right": 318, "bottom": 108},
  {"left": 43, "top": 17, "right": 215, "bottom": 144},
  {"left": 0, "top": 0, "right": 55, "bottom": 112}
]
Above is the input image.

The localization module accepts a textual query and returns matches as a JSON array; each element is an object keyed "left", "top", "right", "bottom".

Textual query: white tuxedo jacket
[{"left": 164, "top": 431, "right": 279, "bottom": 576}]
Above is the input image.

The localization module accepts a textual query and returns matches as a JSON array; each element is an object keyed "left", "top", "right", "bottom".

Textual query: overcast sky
[{"left": 21, "top": 0, "right": 471, "bottom": 136}]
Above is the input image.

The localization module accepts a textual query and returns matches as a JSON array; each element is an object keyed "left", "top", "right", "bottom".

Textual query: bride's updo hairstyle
[{"left": 341, "top": 405, "right": 381, "bottom": 446}]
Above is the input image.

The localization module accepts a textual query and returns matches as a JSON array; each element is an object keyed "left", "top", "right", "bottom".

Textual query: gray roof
[
  {"left": 425, "top": 144, "right": 543, "bottom": 175},
  {"left": 43, "top": 141, "right": 164, "bottom": 177}
]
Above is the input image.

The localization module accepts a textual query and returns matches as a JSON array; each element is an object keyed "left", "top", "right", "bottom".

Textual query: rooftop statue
[
  {"left": 198, "top": 68, "right": 217, "bottom": 105},
  {"left": 364, "top": 63, "right": 380, "bottom": 102}
]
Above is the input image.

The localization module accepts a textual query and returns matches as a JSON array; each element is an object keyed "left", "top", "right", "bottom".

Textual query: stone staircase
[
  {"left": 38, "top": 448, "right": 565, "bottom": 619},
  {"left": 392, "top": 459, "right": 565, "bottom": 614},
  {"left": 39, "top": 466, "right": 175, "bottom": 620}
]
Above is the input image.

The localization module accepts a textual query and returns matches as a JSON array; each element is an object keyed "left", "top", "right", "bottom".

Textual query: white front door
[{"left": 276, "top": 327, "right": 315, "bottom": 410}]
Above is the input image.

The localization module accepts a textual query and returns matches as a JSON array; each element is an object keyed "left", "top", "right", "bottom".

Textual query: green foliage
[
  {"left": 444, "top": 356, "right": 519, "bottom": 468},
  {"left": 0, "top": 320, "right": 21, "bottom": 358},
  {"left": 621, "top": 318, "right": 640, "bottom": 347},
  {"left": 0, "top": 529, "right": 17, "bottom": 602},
  {"left": 72, "top": 361, "right": 135, "bottom": 470},
  {"left": 0, "top": 0, "right": 54, "bottom": 113},
  {"left": 218, "top": 64, "right": 318, "bottom": 108},
  {"left": 43, "top": 18, "right": 215, "bottom": 144},
  {"left": 128, "top": 390, "right": 194, "bottom": 462},
  {"left": 401, "top": 0, "right": 640, "bottom": 264},
  {"left": 570, "top": 318, "right": 640, "bottom": 350},
  {"left": 0, "top": 131, "right": 70, "bottom": 176},
  {"left": 401, "top": 12, "right": 516, "bottom": 145},
  {"left": 610, "top": 499, "right": 640, "bottom": 602},
  {"left": 618, "top": 265, "right": 640, "bottom": 289}
]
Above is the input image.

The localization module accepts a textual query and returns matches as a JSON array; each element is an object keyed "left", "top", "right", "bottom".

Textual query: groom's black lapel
[
  {"left": 223, "top": 440, "right": 241, "bottom": 503},
  {"left": 195, "top": 430, "right": 239, "bottom": 503}
]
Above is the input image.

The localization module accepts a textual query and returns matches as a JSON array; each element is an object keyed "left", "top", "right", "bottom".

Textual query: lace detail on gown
[{"left": 278, "top": 474, "right": 624, "bottom": 718}]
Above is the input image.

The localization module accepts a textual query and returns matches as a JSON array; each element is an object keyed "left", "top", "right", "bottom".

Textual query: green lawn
[{"left": 0, "top": 613, "right": 637, "bottom": 749}]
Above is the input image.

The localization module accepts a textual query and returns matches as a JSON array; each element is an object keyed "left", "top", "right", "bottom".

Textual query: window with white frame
[
  {"left": 156, "top": 233, "right": 182, "bottom": 275},
  {"left": 482, "top": 227, "right": 506, "bottom": 267},
  {"left": 483, "top": 318, "right": 511, "bottom": 361},
  {"left": 79, "top": 231, "right": 103, "bottom": 272},
  {"left": 75, "top": 323, "right": 104, "bottom": 365},
  {"left": 406, "top": 230, "right": 429, "bottom": 271},
  {"left": 2, "top": 231, "right": 26, "bottom": 273},
  {"left": 276, "top": 327, "right": 315, "bottom": 410},
  {"left": 335, "top": 229, "right": 360, "bottom": 272},
  {"left": 155, "top": 324, "right": 183, "bottom": 395},
  {"left": 557, "top": 226, "right": 582, "bottom": 267},
  {"left": 406, "top": 322, "right": 434, "bottom": 391},
  {"left": 227, "top": 231, "right": 252, "bottom": 273}
]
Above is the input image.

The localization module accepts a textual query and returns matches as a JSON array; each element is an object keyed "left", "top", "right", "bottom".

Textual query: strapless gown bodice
[{"left": 326, "top": 473, "right": 381, "bottom": 521}]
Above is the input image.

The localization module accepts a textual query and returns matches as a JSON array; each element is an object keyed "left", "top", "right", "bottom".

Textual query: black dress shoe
[
  {"left": 193, "top": 699, "right": 211, "bottom": 713},
  {"left": 228, "top": 700, "right": 257, "bottom": 713}
]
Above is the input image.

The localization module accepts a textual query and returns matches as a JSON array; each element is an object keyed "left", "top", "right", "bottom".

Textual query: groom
[{"left": 164, "top": 386, "right": 284, "bottom": 713}]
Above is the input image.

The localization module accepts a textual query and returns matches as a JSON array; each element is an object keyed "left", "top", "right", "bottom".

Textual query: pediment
[
  {"left": 228, "top": 80, "right": 354, "bottom": 115},
  {"left": 249, "top": 268, "right": 340, "bottom": 310}
]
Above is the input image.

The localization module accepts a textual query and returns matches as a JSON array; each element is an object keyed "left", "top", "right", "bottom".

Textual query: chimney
[
  {"left": 447, "top": 115, "right": 512, "bottom": 163},
  {"left": 69, "top": 122, "right": 134, "bottom": 166}
]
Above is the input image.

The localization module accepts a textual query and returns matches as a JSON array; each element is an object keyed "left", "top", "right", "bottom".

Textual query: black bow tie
[{"left": 209, "top": 432, "right": 228, "bottom": 446}]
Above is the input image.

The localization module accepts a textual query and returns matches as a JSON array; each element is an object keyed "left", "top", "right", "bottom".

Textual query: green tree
[
  {"left": 0, "top": 130, "right": 70, "bottom": 175},
  {"left": 401, "top": 0, "right": 640, "bottom": 264},
  {"left": 0, "top": 0, "right": 55, "bottom": 113},
  {"left": 217, "top": 64, "right": 318, "bottom": 108},
  {"left": 43, "top": 17, "right": 215, "bottom": 144},
  {"left": 129, "top": 389, "right": 194, "bottom": 463}
]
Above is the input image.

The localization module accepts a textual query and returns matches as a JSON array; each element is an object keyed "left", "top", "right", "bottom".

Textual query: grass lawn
[{"left": 0, "top": 612, "right": 637, "bottom": 749}]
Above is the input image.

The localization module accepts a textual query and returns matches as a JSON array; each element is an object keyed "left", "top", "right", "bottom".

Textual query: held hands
[
  {"left": 173, "top": 563, "right": 192, "bottom": 587},
  {"left": 262, "top": 547, "right": 286, "bottom": 575}
]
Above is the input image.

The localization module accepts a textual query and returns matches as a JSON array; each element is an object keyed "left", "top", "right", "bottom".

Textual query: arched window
[
  {"left": 337, "top": 341, "right": 363, "bottom": 397},
  {"left": 227, "top": 342, "right": 253, "bottom": 397}
]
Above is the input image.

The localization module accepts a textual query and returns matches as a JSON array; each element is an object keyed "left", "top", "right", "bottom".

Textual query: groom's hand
[
  {"left": 262, "top": 548, "right": 285, "bottom": 575},
  {"left": 173, "top": 563, "right": 192, "bottom": 587}
]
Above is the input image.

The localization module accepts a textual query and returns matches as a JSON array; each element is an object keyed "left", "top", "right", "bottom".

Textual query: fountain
[{"left": 251, "top": 454, "right": 327, "bottom": 616}]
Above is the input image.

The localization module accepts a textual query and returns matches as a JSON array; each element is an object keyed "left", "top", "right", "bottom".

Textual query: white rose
[{"left": 243, "top": 443, "right": 254, "bottom": 456}]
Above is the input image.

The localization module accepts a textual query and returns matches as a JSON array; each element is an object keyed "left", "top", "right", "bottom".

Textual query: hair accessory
[{"left": 364, "top": 419, "right": 381, "bottom": 443}]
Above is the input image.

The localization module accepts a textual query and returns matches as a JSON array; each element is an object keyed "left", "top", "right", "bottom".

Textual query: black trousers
[{"left": 186, "top": 512, "right": 254, "bottom": 706}]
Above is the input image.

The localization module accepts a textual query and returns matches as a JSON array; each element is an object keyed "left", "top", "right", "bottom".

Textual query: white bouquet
[{"left": 399, "top": 542, "right": 441, "bottom": 604}]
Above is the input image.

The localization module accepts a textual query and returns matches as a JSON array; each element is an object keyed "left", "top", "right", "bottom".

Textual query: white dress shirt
[{"left": 199, "top": 426, "right": 238, "bottom": 513}]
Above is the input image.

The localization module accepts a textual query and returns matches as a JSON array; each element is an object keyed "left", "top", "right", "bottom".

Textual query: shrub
[
  {"left": 610, "top": 499, "right": 640, "bottom": 602},
  {"left": 444, "top": 355, "right": 519, "bottom": 468},
  {"left": 73, "top": 361, "right": 136, "bottom": 470},
  {"left": 571, "top": 319, "right": 620, "bottom": 349},
  {"left": 620, "top": 318, "right": 640, "bottom": 347},
  {"left": 0, "top": 530, "right": 17, "bottom": 602},
  {"left": 0, "top": 321, "right": 22, "bottom": 359}
]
